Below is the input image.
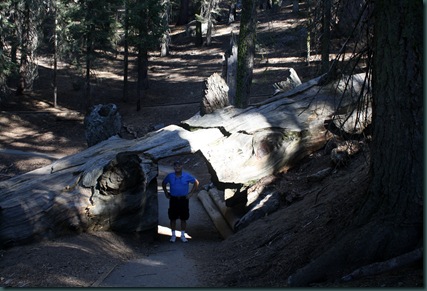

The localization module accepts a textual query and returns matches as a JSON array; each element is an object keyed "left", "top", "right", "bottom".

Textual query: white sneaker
[
  {"left": 170, "top": 235, "right": 176, "bottom": 243},
  {"left": 180, "top": 236, "right": 188, "bottom": 243}
]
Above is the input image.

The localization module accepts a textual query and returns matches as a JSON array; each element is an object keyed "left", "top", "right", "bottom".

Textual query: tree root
[
  {"left": 287, "top": 221, "right": 421, "bottom": 287},
  {"left": 341, "top": 247, "right": 423, "bottom": 282}
]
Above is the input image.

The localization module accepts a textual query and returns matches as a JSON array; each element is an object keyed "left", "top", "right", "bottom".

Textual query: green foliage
[
  {"left": 126, "top": 0, "right": 166, "bottom": 51},
  {"left": 58, "top": 0, "right": 121, "bottom": 67}
]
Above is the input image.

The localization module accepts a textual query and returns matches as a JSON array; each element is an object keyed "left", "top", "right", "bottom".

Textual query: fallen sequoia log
[
  {"left": 183, "top": 73, "right": 369, "bottom": 185},
  {"left": 0, "top": 73, "right": 369, "bottom": 247},
  {"left": 0, "top": 126, "right": 223, "bottom": 248}
]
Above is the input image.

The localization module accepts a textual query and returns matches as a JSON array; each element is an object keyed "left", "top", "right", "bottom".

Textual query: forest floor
[{"left": 0, "top": 1, "right": 423, "bottom": 288}]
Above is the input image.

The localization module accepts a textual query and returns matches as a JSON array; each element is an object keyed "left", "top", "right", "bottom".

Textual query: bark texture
[
  {"left": 235, "top": 0, "right": 258, "bottom": 108},
  {"left": 287, "top": 0, "right": 423, "bottom": 286}
]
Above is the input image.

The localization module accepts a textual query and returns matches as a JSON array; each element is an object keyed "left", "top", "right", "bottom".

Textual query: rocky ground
[{"left": 0, "top": 2, "right": 423, "bottom": 287}]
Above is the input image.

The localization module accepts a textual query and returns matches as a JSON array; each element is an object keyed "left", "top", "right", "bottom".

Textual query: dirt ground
[{"left": 0, "top": 2, "right": 423, "bottom": 288}]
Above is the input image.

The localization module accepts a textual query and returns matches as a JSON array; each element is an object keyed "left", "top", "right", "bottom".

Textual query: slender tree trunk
[
  {"left": 292, "top": 0, "right": 299, "bottom": 14},
  {"left": 306, "top": 0, "right": 311, "bottom": 65},
  {"left": 136, "top": 43, "right": 148, "bottom": 111},
  {"left": 85, "top": 44, "right": 92, "bottom": 111},
  {"left": 123, "top": 0, "right": 129, "bottom": 103},
  {"left": 205, "top": 0, "right": 216, "bottom": 47},
  {"left": 136, "top": 44, "right": 142, "bottom": 111},
  {"left": 160, "top": 0, "right": 170, "bottom": 57},
  {"left": 53, "top": 0, "right": 58, "bottom": 108},
  {"left": 10, "top": 2, "right": 18, "bottom": 65},
  {"left": 235, "top": 0, "right": 258, "bottom": 108},
  {"left": 321, "top": 0, "right": 331, "bottom": 73},
  {"left": 84, "top": 0, "right": 94, "bottom": 111},
  {"left": 176, "top": 0, "right": 189, "bottom": 25},
  {"left": 195, "top": 21, "right": 203, "bottom": 46},
  {"left": 16, "top": 1, "right": 31, "bottom": 96}
]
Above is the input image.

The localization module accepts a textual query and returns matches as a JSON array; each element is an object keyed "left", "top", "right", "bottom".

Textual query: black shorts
[{"left": 168, "top": 196, "right": 190, "bottom": 221}]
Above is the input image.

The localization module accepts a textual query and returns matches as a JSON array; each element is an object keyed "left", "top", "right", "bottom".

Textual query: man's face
[{"left": 174, "top": 163, "right": 182, "bottom": 172}]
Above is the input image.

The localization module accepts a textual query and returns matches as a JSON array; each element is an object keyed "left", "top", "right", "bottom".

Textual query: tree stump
[
  {"left": 84, "top": 103, "right": 122, "bottom": 147},
  {"left": 200, "top": 73, "right": 230, "bottom": 116}
]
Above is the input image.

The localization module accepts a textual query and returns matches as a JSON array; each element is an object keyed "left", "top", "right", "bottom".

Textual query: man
[{"left": 162, "top": 160, "right": 199, "bottom": 243}]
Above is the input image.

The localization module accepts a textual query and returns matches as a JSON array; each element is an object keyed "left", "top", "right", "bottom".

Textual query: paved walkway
[{"left": 96, "top": 164, "right": 221, "bottom": 287}]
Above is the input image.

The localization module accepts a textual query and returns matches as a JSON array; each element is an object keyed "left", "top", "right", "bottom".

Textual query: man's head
[{"left": 173, "top": 160, "right": 183, "bottom": 173}]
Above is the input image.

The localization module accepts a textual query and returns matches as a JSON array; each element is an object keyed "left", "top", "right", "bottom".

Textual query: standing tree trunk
[
  {"left": 292, "top": 0, "right": 299, "bottom": 14},
  {"left": 176, "top": 0, "right": 190, "bottom": 25},
  {"left": 123, "top": 0, "right": 129, "bottom": 103},
  {"left": 321, "top": 0, "right": 331, "bottom": 73},
  {"left": 160, "top": 0, "right": 171, "bottom": 57},
  {"left": 235, "top": 0, "right": 258, "bottom": 108},
  {"left": 16, "top": 1, "right": 31, "bottom": 96},
  {"left": 358, "top": 0, "right": 423, "bottom": 245},
  {"left": 288, "top": 0, "right": 423, "bottom": 286},
  {"left": 53, "top": 0, "right": 58, "bottom": 108},
  {"left": 306, "top": 0, "right": 311, "bottom": 65},
  {"left": 84, "top": 38, "right": 92, "bottom": 111},
  {"left": 84, "top": 0, "right": 94, "bottom": 111}
]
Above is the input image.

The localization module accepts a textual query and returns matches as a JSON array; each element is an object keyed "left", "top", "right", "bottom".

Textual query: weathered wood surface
[
  {"left": 0, "top": 73, "right": 369, "bottom": 247},
  {"left": 197, "top": 190, "right": 234, "bottom": 239},
  {"left": 200, "top": 73, "right": 230, "bottom": 116},
  {"left": 0, "top": 125, "right": 223, "bottom": 247},
  {"left": 234, "top": 189, "right": 281, "bottom": 231},
  {"left": 183, "top": 73, "right": 369, "bottom": 185},
  {"left": 207, "top": 187, "right": 240, "bottom": 230}
]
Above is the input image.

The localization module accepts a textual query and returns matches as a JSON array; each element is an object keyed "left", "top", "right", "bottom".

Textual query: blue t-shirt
[{"left": 163, "top": 172, "right": 196, "bottom": 197}]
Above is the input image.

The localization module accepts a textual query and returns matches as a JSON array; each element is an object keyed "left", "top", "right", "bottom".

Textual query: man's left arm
[{"left": 186, "top": 178, "right": 199, "bottom": 199}]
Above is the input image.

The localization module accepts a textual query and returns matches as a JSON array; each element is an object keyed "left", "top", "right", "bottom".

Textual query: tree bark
[
  {"left": 235, "top": 0, "right": 258, "bottom": 108},
  {"left": 225, "top": 33, "right": 238, "bottom": 105},
  {"left": 321, "top": 0, "right": 331, "bottom": 74},
  {"left": 123, "top": 0, "right": 129, "bottom": 102},
  {"left": 16, "top": 1, "right": 31, "bottom": 96},
  {"left": 287, "top": 0, "right": 423, "bottom": 286},
  {"left": 176, "top": 0, "right": 190, "bottom": 26},
  {"left": 0, "top": 73, "right": 369, "bottom": 248}
]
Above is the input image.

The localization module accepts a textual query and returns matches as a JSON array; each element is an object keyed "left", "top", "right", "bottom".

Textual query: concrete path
[{"left": 96, "top": 164, "right": 221, "bottom": 287}]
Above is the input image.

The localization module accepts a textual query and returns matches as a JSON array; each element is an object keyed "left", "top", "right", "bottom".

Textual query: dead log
[
  {"left": 0, "top": 125, "right": 223, "bottom": 247},
  {"left": 207, "top": 187, "right": 240, "bottom": 230},
  {"left": 234, "top": 190, "right": 281, "bottom": 231},
  {"left": 0, "top": 73, "right": 370, "bottom": 247},
  {"left": 184, "top": 73, "right": 369, "bottom": 185},
  {"left": 273, "top": 68, "right": 302, "bottom": 95},
  {"left": 197, "top": 190, "right": 234, "bottom": 239}
]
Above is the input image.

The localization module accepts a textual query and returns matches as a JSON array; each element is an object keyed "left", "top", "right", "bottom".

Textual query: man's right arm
[{"left": 162, "top": 179, "right": 171, "bottom": 199}]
